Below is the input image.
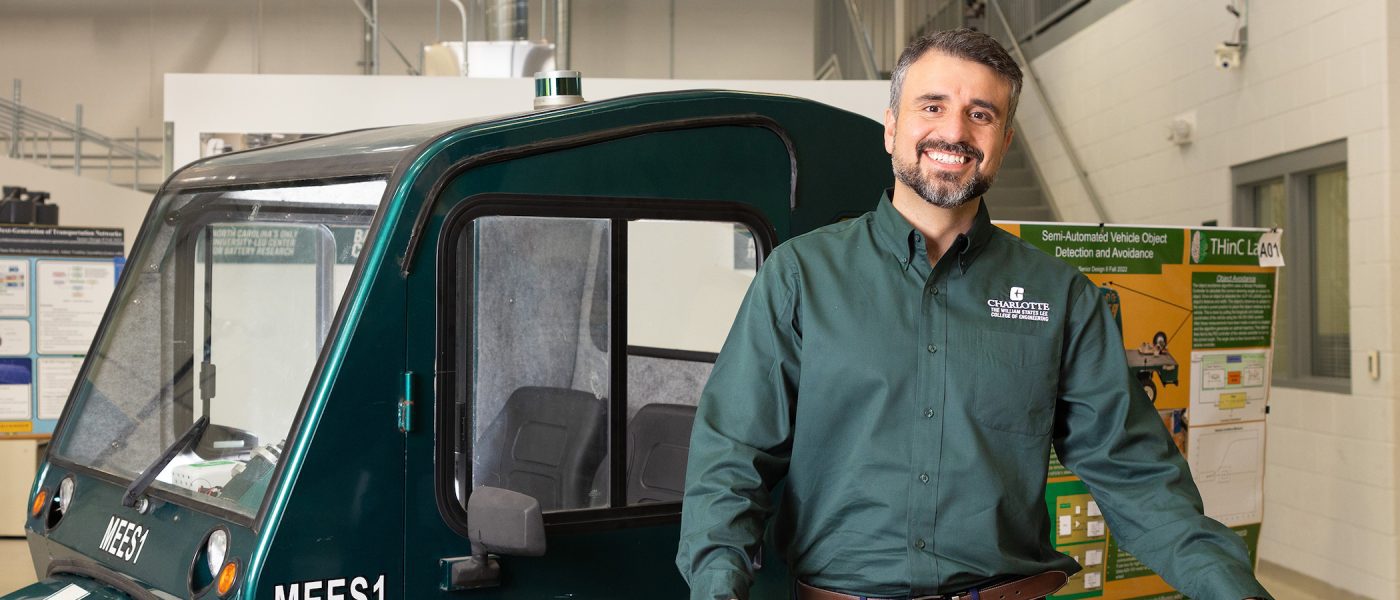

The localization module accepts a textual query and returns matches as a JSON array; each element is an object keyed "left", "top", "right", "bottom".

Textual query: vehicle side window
[
  {"left": 466, "top": 216, "right": 612, "bottom": 513},
  {"left": 452, "top": 207, "right": 764, "bottom": 519},
  {"left": 624, "top": 220, "right": 755, "bottom": 506}
]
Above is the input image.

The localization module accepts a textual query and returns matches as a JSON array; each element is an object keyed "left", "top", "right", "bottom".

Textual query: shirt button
[
  {"left": 915, "top": 539, "right": 926, "bottom": 549},
  {"left": 931, "top": 287, "right": 940, "bottom": 296},
  {"left": 924, "top": 408, "right": 935, "bottom": 418},
  {"left": 919, "top": 473, "right": 930, "bottom": 483},
  {"left": 927, "top": 344, "right": 937, "bottom": 353}
]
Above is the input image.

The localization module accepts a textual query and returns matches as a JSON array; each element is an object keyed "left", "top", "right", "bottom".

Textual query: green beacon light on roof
[{"left": 533, "top": 70, "right": 585, "bottom": 110}]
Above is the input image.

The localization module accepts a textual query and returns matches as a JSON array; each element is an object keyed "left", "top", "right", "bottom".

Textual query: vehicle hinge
[
  {"left": 200, "top": 361, "right": 216, "bottom": 399},
  {"left": 397, "top": 371, "right": 414, "bottom": 434}
]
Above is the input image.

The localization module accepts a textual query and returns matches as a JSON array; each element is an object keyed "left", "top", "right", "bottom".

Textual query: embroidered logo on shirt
[{"left": 988, "top": 287, "right": 1051, "bottom": 322}]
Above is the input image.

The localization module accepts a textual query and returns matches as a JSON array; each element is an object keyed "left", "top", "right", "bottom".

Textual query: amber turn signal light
[
  {"left": 217, "top": 561, "right": 238, "bottom": 596},
  {"left": 30, "top": 489, "right": 47, "bottom": 518}
]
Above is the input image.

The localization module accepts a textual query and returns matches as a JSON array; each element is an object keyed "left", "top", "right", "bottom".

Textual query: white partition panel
[{"left": 165, "top": 75, "right": 889, "bottom": 171}]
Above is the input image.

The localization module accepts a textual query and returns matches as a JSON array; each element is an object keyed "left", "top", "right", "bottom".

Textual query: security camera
[{"left": 1215, "top": 43, "right": 1242, "bottom": 70}]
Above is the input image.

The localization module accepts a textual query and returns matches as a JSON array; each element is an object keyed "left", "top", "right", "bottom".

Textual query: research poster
[
  {"left": 0, "top": 227, "right": 125, "bottom": 434},
  {"left": 999, "top": 222, "right": 1279, "bottom": 600}
]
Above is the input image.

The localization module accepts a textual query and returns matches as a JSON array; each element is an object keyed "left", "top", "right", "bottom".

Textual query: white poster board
[
  {"left": 38, "top": 357, "right": 83, "bottom": 421},
  {"left": 36, "top": 260, "right": 116, "bottom": 355},
  {"left": 1186, "top": 421, "right": 1266, "bottom": 527}
]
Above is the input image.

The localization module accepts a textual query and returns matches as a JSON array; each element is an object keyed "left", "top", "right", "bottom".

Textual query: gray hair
[{"left": 888, "top": 28, "right": 1024, "bottom": 124}]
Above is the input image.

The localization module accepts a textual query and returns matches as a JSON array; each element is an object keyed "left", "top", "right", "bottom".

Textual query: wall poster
[
  {"left": 999, "top": 222, "right": 1279, "bottom": 600},
  {"left": 0, "top": 226, "right": 124, "bottom": 435}
]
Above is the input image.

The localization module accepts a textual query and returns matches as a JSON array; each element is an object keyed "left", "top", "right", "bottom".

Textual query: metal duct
[
  {"left": 486, "top": 0, "right": 529, "bottom": 40},
  {"left": 555, "top": 0, "right": 570, "bottom": 69}
]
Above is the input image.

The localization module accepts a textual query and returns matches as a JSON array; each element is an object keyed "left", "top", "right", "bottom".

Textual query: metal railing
[
  {"left": 995, "top": 0, "right": 1090, "bottom": 44},
  {"left": 0, "top": 80, "right": 164, "bottom": 193},
  {"left": 816, "top": 0, "right": 968, "bottom": 80},
  {"left": 815, "top": 0, "right": 1099, "bottom": 80}
]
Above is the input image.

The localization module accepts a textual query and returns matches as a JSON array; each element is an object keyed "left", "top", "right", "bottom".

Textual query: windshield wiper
[{"left": 122, "top": 415, "right": 210, "bottom": 507}]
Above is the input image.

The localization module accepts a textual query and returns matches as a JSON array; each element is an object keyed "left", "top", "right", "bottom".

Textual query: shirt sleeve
[
  {"left": 1053, "top": 277, "right": 1273, "bottom": 600},
  {"left": 676, "top": 244, "right": 801, "bottom": 600}
]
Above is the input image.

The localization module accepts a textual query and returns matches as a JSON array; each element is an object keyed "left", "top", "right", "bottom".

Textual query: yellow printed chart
[{"left": 1000, "top": 222, "right": 1278, "bottom": 600}]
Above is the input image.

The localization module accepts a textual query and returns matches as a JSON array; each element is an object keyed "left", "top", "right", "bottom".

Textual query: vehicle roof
[
  {"left": 162, "top": 90, "right": 858, "bottom": 192},
  {"left": 166, "top": 115, "right": 513, "bottom": 190}
]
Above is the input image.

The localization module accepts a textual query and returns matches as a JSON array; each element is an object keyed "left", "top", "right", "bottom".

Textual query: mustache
[{"left": 916, "top": 139, "right": 983, "bottom": 163}]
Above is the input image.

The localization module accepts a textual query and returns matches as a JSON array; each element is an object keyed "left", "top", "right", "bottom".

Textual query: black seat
[
  {"left": 476, "top": 386, "right": 608, "bottom": 512},
  {"left": 627, "top": 403, "right": 697, "bottom": 504}
]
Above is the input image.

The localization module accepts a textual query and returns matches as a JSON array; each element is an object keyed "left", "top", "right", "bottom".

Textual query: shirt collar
[{"left": 872, "top": 189, "right": 995, "bottom": 273}]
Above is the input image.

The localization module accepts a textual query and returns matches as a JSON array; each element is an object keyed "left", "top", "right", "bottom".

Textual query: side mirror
[
  {"left": 444, "top": 487, "right": 546, "bottom": 590},
  {"left": 467, "top": 487, "right": 546, "bottom": 557}
]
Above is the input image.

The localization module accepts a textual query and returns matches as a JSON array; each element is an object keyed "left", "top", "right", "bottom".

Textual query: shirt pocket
[{"left": 966, "top": 328, "right": 1058, "bottom": 437}]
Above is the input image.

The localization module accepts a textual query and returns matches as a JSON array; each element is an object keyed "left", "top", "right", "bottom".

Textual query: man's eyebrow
[
  {"left": 912, "top": 94, "right": 1003, "bottom": 116},
  {"left": 969, "top": 98, "right": 1002, "bottom": 115}
]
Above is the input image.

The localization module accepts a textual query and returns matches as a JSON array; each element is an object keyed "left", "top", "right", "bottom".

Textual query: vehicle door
[{"left": 401, "top": 122, "right": 796, "bottom": 598}]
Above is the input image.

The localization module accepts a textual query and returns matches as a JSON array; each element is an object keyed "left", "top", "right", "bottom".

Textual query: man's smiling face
[{"left": 884, "top": 50, "right": 1016, "bottom": 208}]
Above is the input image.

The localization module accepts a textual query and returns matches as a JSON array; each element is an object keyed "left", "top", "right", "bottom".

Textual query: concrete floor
[
  {"left": 0, "top": 538, "right": 1348, "bottom": 598},
  {"left": 1, "top": 539, "right": 33, "bottom": 594}
]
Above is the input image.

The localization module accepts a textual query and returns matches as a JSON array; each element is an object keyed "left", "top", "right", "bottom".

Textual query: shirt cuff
[
  {"left": 1192, "top": 564, "right": 1273, "bottom": 600},
  {"left": 687, "top": 568, "right": 751, "bottom": 600}
]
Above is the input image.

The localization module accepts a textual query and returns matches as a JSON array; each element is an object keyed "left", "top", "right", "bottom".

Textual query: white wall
[
  {"left": 0, "top": 156, "right": 152, "bottom": 254},
  {"left": 164, "top": 74, "right": 888, "bottom": 170},
  {"left": 628, "top": 220, "right": 755, "bottom": 353},
  {"left": 1018, "top": 0, "right": 1396, "bottom": 597}
]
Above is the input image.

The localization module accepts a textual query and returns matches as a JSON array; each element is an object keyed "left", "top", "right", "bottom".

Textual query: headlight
[
  {"left": 206, "top": 529, "right": 228, "bottom": 575},
  {"left": 57, "top": 477, "right": 74, "bottom": 513},
  {"left": 47, "top": 476, "right": 76, "bottom": 529}
]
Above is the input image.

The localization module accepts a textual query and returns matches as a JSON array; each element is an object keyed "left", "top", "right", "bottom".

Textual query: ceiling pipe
[{"left": 445, "top": 0, "right": 469, "bottom": 75}]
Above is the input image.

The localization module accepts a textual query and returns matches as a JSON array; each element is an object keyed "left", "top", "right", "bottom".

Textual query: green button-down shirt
[{"left": 677, "top": 193, "right": 1270, "bottom": 600}]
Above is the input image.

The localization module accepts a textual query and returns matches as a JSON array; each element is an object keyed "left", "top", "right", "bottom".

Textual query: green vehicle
[{"left": 8, "top": 88, "right": 890, "bottom": 599}]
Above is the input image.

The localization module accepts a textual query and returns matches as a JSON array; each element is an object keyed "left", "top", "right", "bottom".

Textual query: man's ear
[
  {"left": 1004, "top": 125, "right": 1015, "bottom": 147},
  {"left": 884, "top": 107, "right": 897, "bottom": 155}
]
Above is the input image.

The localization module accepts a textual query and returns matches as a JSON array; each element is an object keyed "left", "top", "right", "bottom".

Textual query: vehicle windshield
[{"left": 52, "top": 179, "right": 383, "bottom": 521}]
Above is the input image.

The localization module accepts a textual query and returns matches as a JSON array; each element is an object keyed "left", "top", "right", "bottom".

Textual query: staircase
[
  {"left": 1, "top": 81, "right": 165, "bottom": 194},
  {"left": 984, "top": 135, "right": 1055, "bottom": 222}
]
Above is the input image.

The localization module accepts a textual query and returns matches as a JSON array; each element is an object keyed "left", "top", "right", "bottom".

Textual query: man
[{"left": 676, "top": 29, "right": 1271, "bottom": 600}]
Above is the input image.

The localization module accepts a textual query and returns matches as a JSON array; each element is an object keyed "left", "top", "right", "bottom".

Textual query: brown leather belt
[{"left": 796, "top": 571, "right": 1069, "bottom": 600}]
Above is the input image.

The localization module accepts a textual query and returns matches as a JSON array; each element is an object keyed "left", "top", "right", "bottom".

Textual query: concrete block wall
[{"left": 1016, "top": 0, "right": 1397, "bottom": 596}]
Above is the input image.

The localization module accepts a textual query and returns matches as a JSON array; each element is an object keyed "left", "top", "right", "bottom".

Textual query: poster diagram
[
  {"left": 0, "top": 259, "right": 28, "bottom": 317},
  {"left": 0, "top": 358, "right": 31, "bottom": 420},
  {"left": 1191, "top": 351, "right": 1269, "bottom": 425},
  {"left": 36, "top": 260, "right": 116, "bottom": 355},
  {"left": 1186, "top": 421, "right": 1265, "bottom": 527},
  {"left": 38, "top": 357, "right": 83, "bottom": 421}
]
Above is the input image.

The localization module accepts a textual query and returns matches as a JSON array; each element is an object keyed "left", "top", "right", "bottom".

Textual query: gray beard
[{"left": 893, "top": 156, "right": 992, "bottom": 209}]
